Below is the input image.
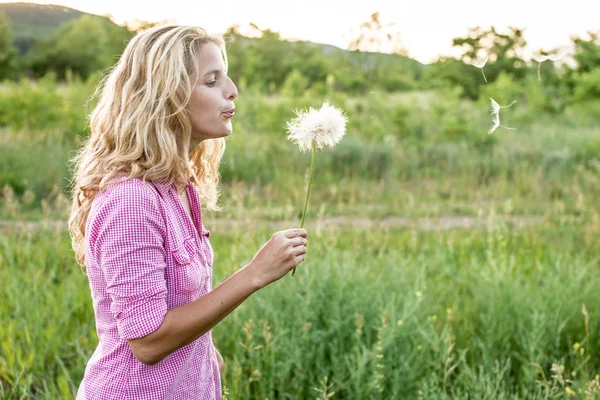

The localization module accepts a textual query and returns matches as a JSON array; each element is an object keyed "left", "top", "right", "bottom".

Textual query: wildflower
[
  {"left": 355, "top": 313, "right": 365, "bottom": 336},
  {"left": 488, "top": 98, "right": 517, "bottom": 134},
  {"left": 468, "top": 55, "right": 489, "bottom": 83},
  {"left": 286, "top": 102, "right": 348, "bottom": 276},
  {"left": 397, "top": 319, "right": 404, "bottom": 327},
  {"left": 415, "top": 291, "right": 422, "bottom": 298},
  {"left": 287, "top": 102, "right": 347, "bottom": 152}
]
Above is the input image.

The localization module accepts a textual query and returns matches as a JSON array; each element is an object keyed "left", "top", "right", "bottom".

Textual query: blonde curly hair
[{"left": 68, "top": 24, "right": 228, "bottom": 266}]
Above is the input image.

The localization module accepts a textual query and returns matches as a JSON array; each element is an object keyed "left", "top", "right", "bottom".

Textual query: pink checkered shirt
[{"left": 76, "top": 177, "right": 221, "bottom": 400}]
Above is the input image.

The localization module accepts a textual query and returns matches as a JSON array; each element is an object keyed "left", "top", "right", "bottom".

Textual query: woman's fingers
[
  {"left": 284, "top": 228, "right": 308, "bottom": 239},
  {"left": 293, "top": 245, "right": 307, "bottom": 256},
  {"left": 289, "top": 237, "right": 308, "bottom": 247}
]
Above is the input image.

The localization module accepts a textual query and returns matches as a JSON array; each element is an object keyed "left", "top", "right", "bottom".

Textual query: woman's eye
[{"left": 206, "top": 80, "right": 217, "bottom": 87}]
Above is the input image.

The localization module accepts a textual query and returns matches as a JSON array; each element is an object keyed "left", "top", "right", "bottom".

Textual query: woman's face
[{"left": 187, "top": 42, "right": 238, "bottom": 147}]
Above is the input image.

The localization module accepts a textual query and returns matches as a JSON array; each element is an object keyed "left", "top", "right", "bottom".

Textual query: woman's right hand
[{"left": 247, "top": 228, "right": 308, "bottom": 288}]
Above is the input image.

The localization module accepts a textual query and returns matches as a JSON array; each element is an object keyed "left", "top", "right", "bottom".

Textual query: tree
[
  {"left": 572, "top": 31, "right": 600, "bottom": 74},
  {"left": 566, "top": 31, "right": 600, "bottom": 103},
  {"left": 125, "top": 18, "right": 175, "bottom": 34},
  {"left": 430, "top": 26, "right": 530, "bottom": 99},
  {"left": 0, "top": 11, "right": 17, "bottom": 79},
  {"left": 453, "top": 26, "right": 528, "bottom": 80},
  {"left": 348, "top": 12, "right": 406, "bottom": 55},
  {"left": 27, "top": 15, "right": 116, "bottom": 79}
]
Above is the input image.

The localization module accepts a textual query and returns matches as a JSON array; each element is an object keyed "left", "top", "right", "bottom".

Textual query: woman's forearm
[{"left": 128, "top": 265, "right": 261, "bottom": 365}]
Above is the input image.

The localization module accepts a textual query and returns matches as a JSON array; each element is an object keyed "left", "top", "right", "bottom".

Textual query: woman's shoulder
[
  {"left": 103, "top": 176, "right": 159, "bottom": 197},
  {"left": 90, "top": 177, "right": 164, "bottom": 219},
  {"left": 85, "top": 177, "right": 168, "bottom": 263}
]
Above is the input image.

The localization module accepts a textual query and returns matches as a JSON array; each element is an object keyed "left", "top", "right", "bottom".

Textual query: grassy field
[
  {"left": 1, "top": 212, "right": 600, "bottom": 399},
  {"left": 1, "top": 79, "right": 600, "bottom": 398}
]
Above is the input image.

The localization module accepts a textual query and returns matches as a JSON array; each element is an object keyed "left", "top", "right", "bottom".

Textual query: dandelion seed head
[
  {"left": 533, "top": 55, "right": 551, "bottom": 62},
  {"left": 489, "top": 113, "right": 500, "bottom": 134},
  {"left": 286, "top": 102, "right": 348, "bottom": 152},
  {"left": 488, "top": 97, "right": 517, "bottom": 134},
  {"left": 490, "top": 98, "right": 501, "bottom": 115},
  {"left": 533, "top": 49, "right": 565, "bottom": 63},
  {"left": 469, "top": 55, "right": 488, "bottom": 69}
]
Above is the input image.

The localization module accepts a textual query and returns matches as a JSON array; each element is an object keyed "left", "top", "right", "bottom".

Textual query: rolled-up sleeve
[{"left": 91, "top": 181, "right": 168, "bottom": 341}]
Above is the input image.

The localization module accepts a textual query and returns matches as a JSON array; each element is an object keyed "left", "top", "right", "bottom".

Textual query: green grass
[
  {"left": 2, "top": 81, "right": 600, "bottom": 222},
  {"left": 2, "top": 80, "right": 600, "bottom": 398},
  {"left": 1, "top": 211, "right": 600, "bottom": 399}
]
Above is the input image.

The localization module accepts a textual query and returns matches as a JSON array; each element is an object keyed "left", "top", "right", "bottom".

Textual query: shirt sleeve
[{"left": 91, "top": 180, "right": 168, "bottom": 341}]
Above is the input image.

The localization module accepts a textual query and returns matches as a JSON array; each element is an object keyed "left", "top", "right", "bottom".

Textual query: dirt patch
[{"left": 0, "top": 215, "right": 544, "bottom": 234}]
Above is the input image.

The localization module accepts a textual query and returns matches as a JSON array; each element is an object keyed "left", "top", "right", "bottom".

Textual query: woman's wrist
[{"left": 241, "top": 261, "right": 266, "bottom": 291}]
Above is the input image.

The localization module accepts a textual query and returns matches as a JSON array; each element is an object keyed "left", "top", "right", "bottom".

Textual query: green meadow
[
  {"left": 1, "top": 9, "right": 600, "bottom": 398},
  {"left": 1, "top": 76, "right": 600, "bottom": 399}
]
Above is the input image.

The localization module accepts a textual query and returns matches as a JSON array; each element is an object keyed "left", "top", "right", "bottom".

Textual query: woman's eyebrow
[{"left": 203, "top": 69, "right": 222, "bottom": 77}]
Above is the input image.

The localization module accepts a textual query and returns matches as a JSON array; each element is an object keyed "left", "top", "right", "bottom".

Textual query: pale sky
[{"left": 6, "top": 0, "right": 600, "bottom": 63}]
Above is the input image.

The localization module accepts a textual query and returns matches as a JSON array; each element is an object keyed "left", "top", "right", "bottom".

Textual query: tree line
[{"left": 0, "top": 10, "right": 599, "bottom": 107}]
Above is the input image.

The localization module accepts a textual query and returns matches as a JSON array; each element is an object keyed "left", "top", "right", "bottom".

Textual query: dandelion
[
  {"left": 468, "top": 55, "right": 489, "bottom": 83},
  {"left": 286, "top": 102, "right": 348, "bottom": 276},
  {"left": 533, "top": 49, "right": 565, "bottom": 81},
  {"left": 287, "top": 102, "right": 347, "bottom": 152},
  {"left": 488, "top": 97, "right": 517, "bottom": 134}
]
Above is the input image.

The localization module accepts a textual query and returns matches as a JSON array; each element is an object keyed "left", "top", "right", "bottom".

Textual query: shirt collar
[
  {"left": 151, "top": 177, "right": 193, "bottom": 196},
  {"left": 152, "top": 178, "right": 173, "bottom": 195}
]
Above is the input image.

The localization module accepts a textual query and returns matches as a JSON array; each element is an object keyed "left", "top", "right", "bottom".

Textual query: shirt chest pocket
[{"left": 171, "top": 236, "right": 207, "bottom": 294}]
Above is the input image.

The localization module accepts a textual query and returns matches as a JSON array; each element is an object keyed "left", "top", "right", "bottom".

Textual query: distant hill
[
  {"left": 0, "top": 2, "right": 425, "bottom": 84},
  {"left": 0, "top": 2, "right": 116, "bottom": 55}
]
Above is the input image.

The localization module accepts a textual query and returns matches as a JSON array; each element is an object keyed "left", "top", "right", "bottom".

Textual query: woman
[{"left": 68, "top": 24, "right": 308, "bottom": 399}]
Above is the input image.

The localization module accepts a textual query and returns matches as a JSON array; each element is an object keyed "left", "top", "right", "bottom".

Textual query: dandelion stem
[
  {"left": 537, "top": 63, "right": 542, "bottom": 82},
  {"left": 481, "top": 69, "right": 487, "bottom": 83},
  {"left": 501, "top": 101, "right": 518, "bottom": 109},
  {"left": 292, "top": 141, "right": 316, "bottom": 276}
]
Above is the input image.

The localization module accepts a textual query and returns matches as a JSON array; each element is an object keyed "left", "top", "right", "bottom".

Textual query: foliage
[
  {"left": 26, "top": 15, "right": 132, "bottom": 79},
  {"left": 0, "top": 12, "right": 17, "bottom": 80},
  {"left": 0, "top": 2, "right": 87, "bottom": 55},
  {"left": 1, "top": 7, "right": 600, "bottom": 399},
  {"left": 1, "top": 214, "right": 600, "bottom": 398}
]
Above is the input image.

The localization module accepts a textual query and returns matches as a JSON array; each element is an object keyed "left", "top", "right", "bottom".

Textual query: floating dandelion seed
[
  {"left": 533, "top": 50, "right": 565, "bottom": 81},
  {"left": 286, "top": 102, "right": 348, "bottom": 276},
  {"left": 488, "top": 98, "right": 517, "bottom": 134},
  {"left": 468, "top": 55, "right": 488, "bottom": 83}
]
